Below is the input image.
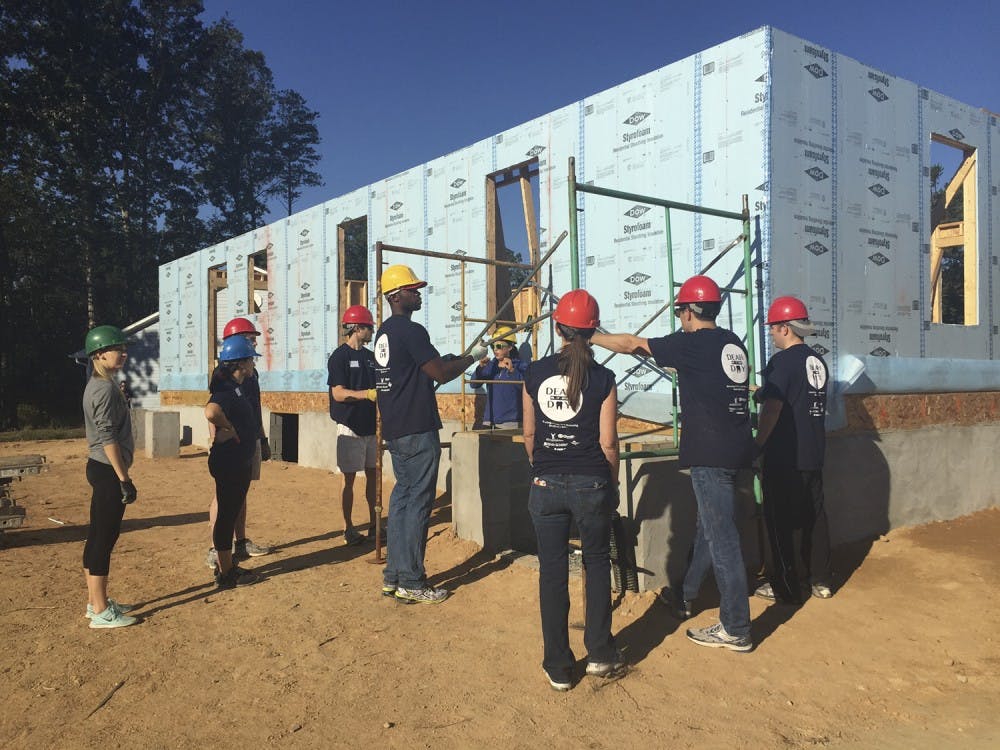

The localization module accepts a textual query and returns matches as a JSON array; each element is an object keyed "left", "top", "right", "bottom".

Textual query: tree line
[{"left": 0, "top": 1, "right": 322, "bottom": 429}]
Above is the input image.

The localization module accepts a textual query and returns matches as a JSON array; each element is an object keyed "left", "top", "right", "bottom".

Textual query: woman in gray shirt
[{"left": 82, "top": 325, "right": 138, "bottom": 629}]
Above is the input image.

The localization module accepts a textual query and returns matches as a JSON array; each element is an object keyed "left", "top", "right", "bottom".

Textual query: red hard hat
[
  {"left": 223, "top": 317, "right": 260, "bottom": 338},
  {"left": 767, "top": 296, "right": 809, "bottom": 324},
  {"left": 342, "top": 305, "right": 374, "bottom": 326},
  {"left": 553, "top": 289, "right": 600, "bottom": 329},
  {"left": 676, "top": 275, "right": 721, "bottom": 305}
]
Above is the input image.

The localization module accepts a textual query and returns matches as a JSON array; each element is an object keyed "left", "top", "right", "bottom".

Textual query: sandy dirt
[{"left": 1, "top": 439, "right": 998, "bottom": 749}]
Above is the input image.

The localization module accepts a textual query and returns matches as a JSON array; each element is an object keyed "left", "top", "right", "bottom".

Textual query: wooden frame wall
[{"left": 930, "top": 135, "right": 977, "bottom": 325}]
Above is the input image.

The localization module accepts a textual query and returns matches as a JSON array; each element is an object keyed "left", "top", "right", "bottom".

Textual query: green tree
[{"left": 269, "top": 89, "right": 323, "bottom": 216}]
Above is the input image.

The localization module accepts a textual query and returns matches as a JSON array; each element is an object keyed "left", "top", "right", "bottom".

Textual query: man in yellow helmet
[{"left": 374, "top": 264, "right": 487, "bottom": 604}]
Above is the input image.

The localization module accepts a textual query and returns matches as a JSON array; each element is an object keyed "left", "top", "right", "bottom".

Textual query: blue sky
[{"left": 201, "top": 0, "right": 999, "bottom": 221}]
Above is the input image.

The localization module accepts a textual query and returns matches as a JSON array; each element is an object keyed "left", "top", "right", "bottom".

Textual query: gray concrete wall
[{"left": 450, "top": 424, "right": 1000, "bottom": 592}]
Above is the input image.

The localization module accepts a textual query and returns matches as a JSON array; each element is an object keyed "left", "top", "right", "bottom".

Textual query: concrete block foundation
[{"left": 144, "top": 410, "right": 180, "bottom": 458}]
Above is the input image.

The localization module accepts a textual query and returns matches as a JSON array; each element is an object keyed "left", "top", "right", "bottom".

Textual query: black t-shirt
[
  {"left": 207, "top": 377, "right": 258, "bottom": 468},
  {"left": 327, "top": 344, "right": 377, "bottom": 436},
  {"left": 524, "top": 354, "right": 615, "bottom": 481},
  {"left": 648, "top": 327, "right": 752, "bottom": 469},
  {"left": 373, "top": 315, "right": 442, "bottom": 441},
  {"left": 757, "top": 343, "right": 828, "bottom": 470}
]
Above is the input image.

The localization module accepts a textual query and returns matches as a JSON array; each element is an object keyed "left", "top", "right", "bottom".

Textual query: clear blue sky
[{"left": 201, "top": 0, "right": 999, "bottom": 221}]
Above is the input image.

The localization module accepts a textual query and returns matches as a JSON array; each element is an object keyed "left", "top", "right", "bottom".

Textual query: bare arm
[
  {"left": 421, "top": 354, "right": 475, "bottom": 384},
  {"left": 599, "top": 385, "right": 620, "bottom": 483},
  {"left": 205, "top": 402, "right": 239, "bottom": 444},
  {"left": 590, "top": 332, "right": 652, "bottom": 357},
  {"left": 755, "top": 398, "right": 783, "bottom": 447},
  {"left": 332, "top": 385, "right": 375, "bottom": 403},
  {"left": 522, "top": 384, "right": 535, "bottom": 466},
  {"left": 101, "top": 443, "right": 131, "bottom": 482}
]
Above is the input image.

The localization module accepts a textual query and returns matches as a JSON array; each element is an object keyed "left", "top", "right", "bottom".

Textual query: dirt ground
[{"left": 1, "top": 439, "right": 998, "bottom": 749}]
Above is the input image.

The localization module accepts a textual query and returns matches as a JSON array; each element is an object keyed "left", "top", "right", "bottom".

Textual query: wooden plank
[
  {"left": 963, "top": 161, "right": 978, "bottom": 325},
  {"left": 485, "top": 177, "right": 499, "bottom": 319}
]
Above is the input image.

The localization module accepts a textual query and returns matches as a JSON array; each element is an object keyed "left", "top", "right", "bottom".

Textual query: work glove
[
  {"left": 469, "top": 342, "right": 488, "bottom": 361},
  {"left": 366, "top": 388, "right": 377, "bottom": 402},
  {"left": 120, "top": 479, "right": 138, "bottom": 505},
  {"left": 259, "top": 437, "right": 272, "bottom": 461}
]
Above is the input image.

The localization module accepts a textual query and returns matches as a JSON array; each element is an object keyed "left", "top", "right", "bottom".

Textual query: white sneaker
[{"left": 85, "top": 599, "right": 134, "bottom": 619}]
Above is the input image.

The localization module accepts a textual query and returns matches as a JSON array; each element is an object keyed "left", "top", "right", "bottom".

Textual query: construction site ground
[{"left": 1, "top": 439, "right": 998, "bottom": 749}]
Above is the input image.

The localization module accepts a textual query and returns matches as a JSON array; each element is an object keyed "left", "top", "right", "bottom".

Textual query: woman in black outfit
[
  {"left": 522, "top": 289, "right": 623, "bottom": 691},
  {"left": 204, "top": 336, "right": 262, "bottom": 589}
]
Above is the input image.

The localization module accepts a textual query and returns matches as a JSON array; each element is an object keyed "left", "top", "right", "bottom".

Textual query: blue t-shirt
[
  {"left": 207, "top": 377, "right": 258, "bottom": 468},
  {"left": 757, "top": 343, "right": 828, "bottom": 471},
  {"left": 524, "top": 354, "right": 615, "bottom": 481},
  {"left": 647, "top": 327, "right": 752, "bottom": 469},
  {"left": 475, "top": 355, "right": 529, "bottom": 425},
  {"left": 327, "top": 343, "right": 377, "bottom": 436},
  {"left": 373, "top": 315, "right": 442, "bottom": 441}
]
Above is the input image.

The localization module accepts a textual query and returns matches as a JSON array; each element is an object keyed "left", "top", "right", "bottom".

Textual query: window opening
[
  {"left": 248, "top": 248, "right": 268, "bottom": 314},
  {"left": 486, "top": 159, "right": 540, "bottom": 327},
  {"left": 338, "top": 216, "right": 368, "bottom": 325},
  {"left": 207, "top": 263, "right": 228, "bottom": 367},
  {"left": 929, "top": 134, "right": 977, "bottom": 325}
]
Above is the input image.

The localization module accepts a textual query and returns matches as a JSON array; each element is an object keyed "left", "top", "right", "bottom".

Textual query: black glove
[
  {"left": 259, "top": 437, "right": 272, "bottom": 462},
  {"left": 120, "top": 479, "right": 138, "bottom": 505}
]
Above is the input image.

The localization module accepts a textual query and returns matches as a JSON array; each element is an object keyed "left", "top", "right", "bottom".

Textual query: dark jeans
[
  {"left": 762, "top": 466, "right": 832, "bottom": 600},
  {"left": 209, "top": 456, "right": 252, "bottom": 553},
  {"left": 688, "top": 467, "right": 751, "bottom": 637},
  {"left": 83, "top": 459, "right": 127, "bottom": 576},
  {"left": 383, "top": 431, "right": 441, "bottom": 590},
  {"left": 528, "top": 473, "right": 618, "bottom": 680}
]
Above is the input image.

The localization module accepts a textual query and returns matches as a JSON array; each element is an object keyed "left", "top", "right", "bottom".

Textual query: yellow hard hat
[
  {"left": 493, "top": 326, "right": 516, "bottom": 345},
  {"left": 381, "top": 264, "right": 427, "bottom": 296}
]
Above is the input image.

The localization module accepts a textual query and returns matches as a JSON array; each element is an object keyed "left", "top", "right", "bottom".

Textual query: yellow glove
[{"left": 366, "top": 389, "right": 377, "bottom": 402}]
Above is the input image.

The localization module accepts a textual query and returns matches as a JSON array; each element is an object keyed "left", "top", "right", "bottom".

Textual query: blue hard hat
[{"left": 219, "top": 336, "right": 261, "bottom": 362}]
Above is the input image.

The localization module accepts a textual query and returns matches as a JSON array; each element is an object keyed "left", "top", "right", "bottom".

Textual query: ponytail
[{"left": 557, "top": 323, "right": 595, "bottom": 408}]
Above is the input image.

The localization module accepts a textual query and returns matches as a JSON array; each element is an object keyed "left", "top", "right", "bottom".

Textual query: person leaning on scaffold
[
  {"left": 522, "top": 289, "right": 625, "bottom": 691},
  {"left": 373, "top": 264, "right": 487, "bottom": 604},
  {"left": 81, "top": 325, "right": 139, "bottom": 629},
  {"left": 592, "top": 275, "right": 755, "bottom": 653}
]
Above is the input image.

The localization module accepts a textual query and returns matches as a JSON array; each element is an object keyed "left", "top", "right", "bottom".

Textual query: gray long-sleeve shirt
[{"left": 83, "top": 377, "right": 134, "bottom": 469}]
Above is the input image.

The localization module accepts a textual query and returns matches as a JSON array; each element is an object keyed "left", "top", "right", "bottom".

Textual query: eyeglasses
[
  {"left": 673, "top": 306, "right": 688, "bottom": 317},
  {"left": 492, "top": 343, "right": 511, "bottom": 350}
]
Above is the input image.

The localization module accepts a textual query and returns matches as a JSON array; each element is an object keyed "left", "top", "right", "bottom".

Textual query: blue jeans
[
  {"left": 383, "top": 431, "right": 441, "bottom": 590},
  {"left": 528, "top": 474, "right": 618, "bottom": 680},
  {"left": 687, "top": 467, "right": 751, "bottom": 637}
]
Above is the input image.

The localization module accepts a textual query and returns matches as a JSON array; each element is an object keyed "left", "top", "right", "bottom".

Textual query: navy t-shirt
[
  {"left": 524, "top": 354, "right": 615, "bottom": 481},
  {"left": 757, "top": 343, "right": 828, "bottom": 470},
  {"left": 327, "top": 344, "right": 377, "bottom": 436},
  {"left": 242, "top": 368, "right": 263, "bottom": 435},
  {"left": 373, "top": 315, "right": 442, "bottom": 441},
  {"left": 648, "top": 327, "right": 752, "bottom": 469},
  {"left": 207, "top": 378, "right": 258, "bottom": 468}
]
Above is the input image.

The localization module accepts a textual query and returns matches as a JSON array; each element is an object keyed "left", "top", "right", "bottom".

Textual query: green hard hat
[{"left": 85, "top": 325, "right": 127, "bottom": 356}]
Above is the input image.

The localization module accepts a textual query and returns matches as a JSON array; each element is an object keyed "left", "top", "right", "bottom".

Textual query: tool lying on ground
[{"left": 0, "top": 454, "right": 47, "bottom": 535}]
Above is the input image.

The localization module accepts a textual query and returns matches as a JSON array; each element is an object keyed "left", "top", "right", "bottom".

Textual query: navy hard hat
[{"left": 219, "top": 336, "right": 261, "bottom": 362}]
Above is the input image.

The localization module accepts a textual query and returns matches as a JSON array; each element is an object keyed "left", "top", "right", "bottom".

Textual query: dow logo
[
  {"left": 526, "top": 145, "right": 545, "bottom": 158},
  {"left": 804, "top": 63, "right": 828, "bottom": 79},
  {"left": 949, "top": 128, "right": 965, "bottom": 141},
  {"left": 300, "top": 228, "right": 309, "bottom": 237},
  {"left": 624, "top": 272, "right": 650, "bottom": 286},
  {"left": 868, "top": 252, "right": 890, "bottom": 266},
  {"left": 812, "top": 344, "right": 830, "bottom": 356},
  {"left": 450, "top": 178, "right": 466, "bottom": 188},
  {"left": 868, "top": 88, "right": 889, "bottom": 102},
  {"left": 624, "top": 205, "right": 651, "bottom": 219},
  {"left": 451, "top": 301, "right": 463, "bottom": 311},
  {"left": 806, "top": 241, "right": 829, "bottom": 256},
  {"left": 870, "top": 346, "right": 890, "bottom": 357},
  {"left": 623, "top": 112, "right": 650, "bottom": 126},
  {"left": 805, "top": 167, "right": 829, "bottom": 181},
  {"left": 301, "top": 282, "right": 310, "bottom": 291},
  {"left": 869, "top": 183, "right": 890, "bottom": 198},
  {"left": 390, "top": 201, "right": 403, "bottom": 211}
]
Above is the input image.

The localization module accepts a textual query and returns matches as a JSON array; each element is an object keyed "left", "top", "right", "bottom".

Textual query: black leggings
[
  {"left": 83, "top": 459, "right": 127, "bottom": 576},
  {"left": 210, "top": 459, "right": 252, "bottom": 553}
]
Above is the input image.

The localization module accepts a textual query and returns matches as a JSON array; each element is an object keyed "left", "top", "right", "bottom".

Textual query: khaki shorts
[
  {"left": 336, "top": 423, "right": 376, "bottom": 474},
  {"left": 251, "top": 439, "right": 262, "bottom": 481}
]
